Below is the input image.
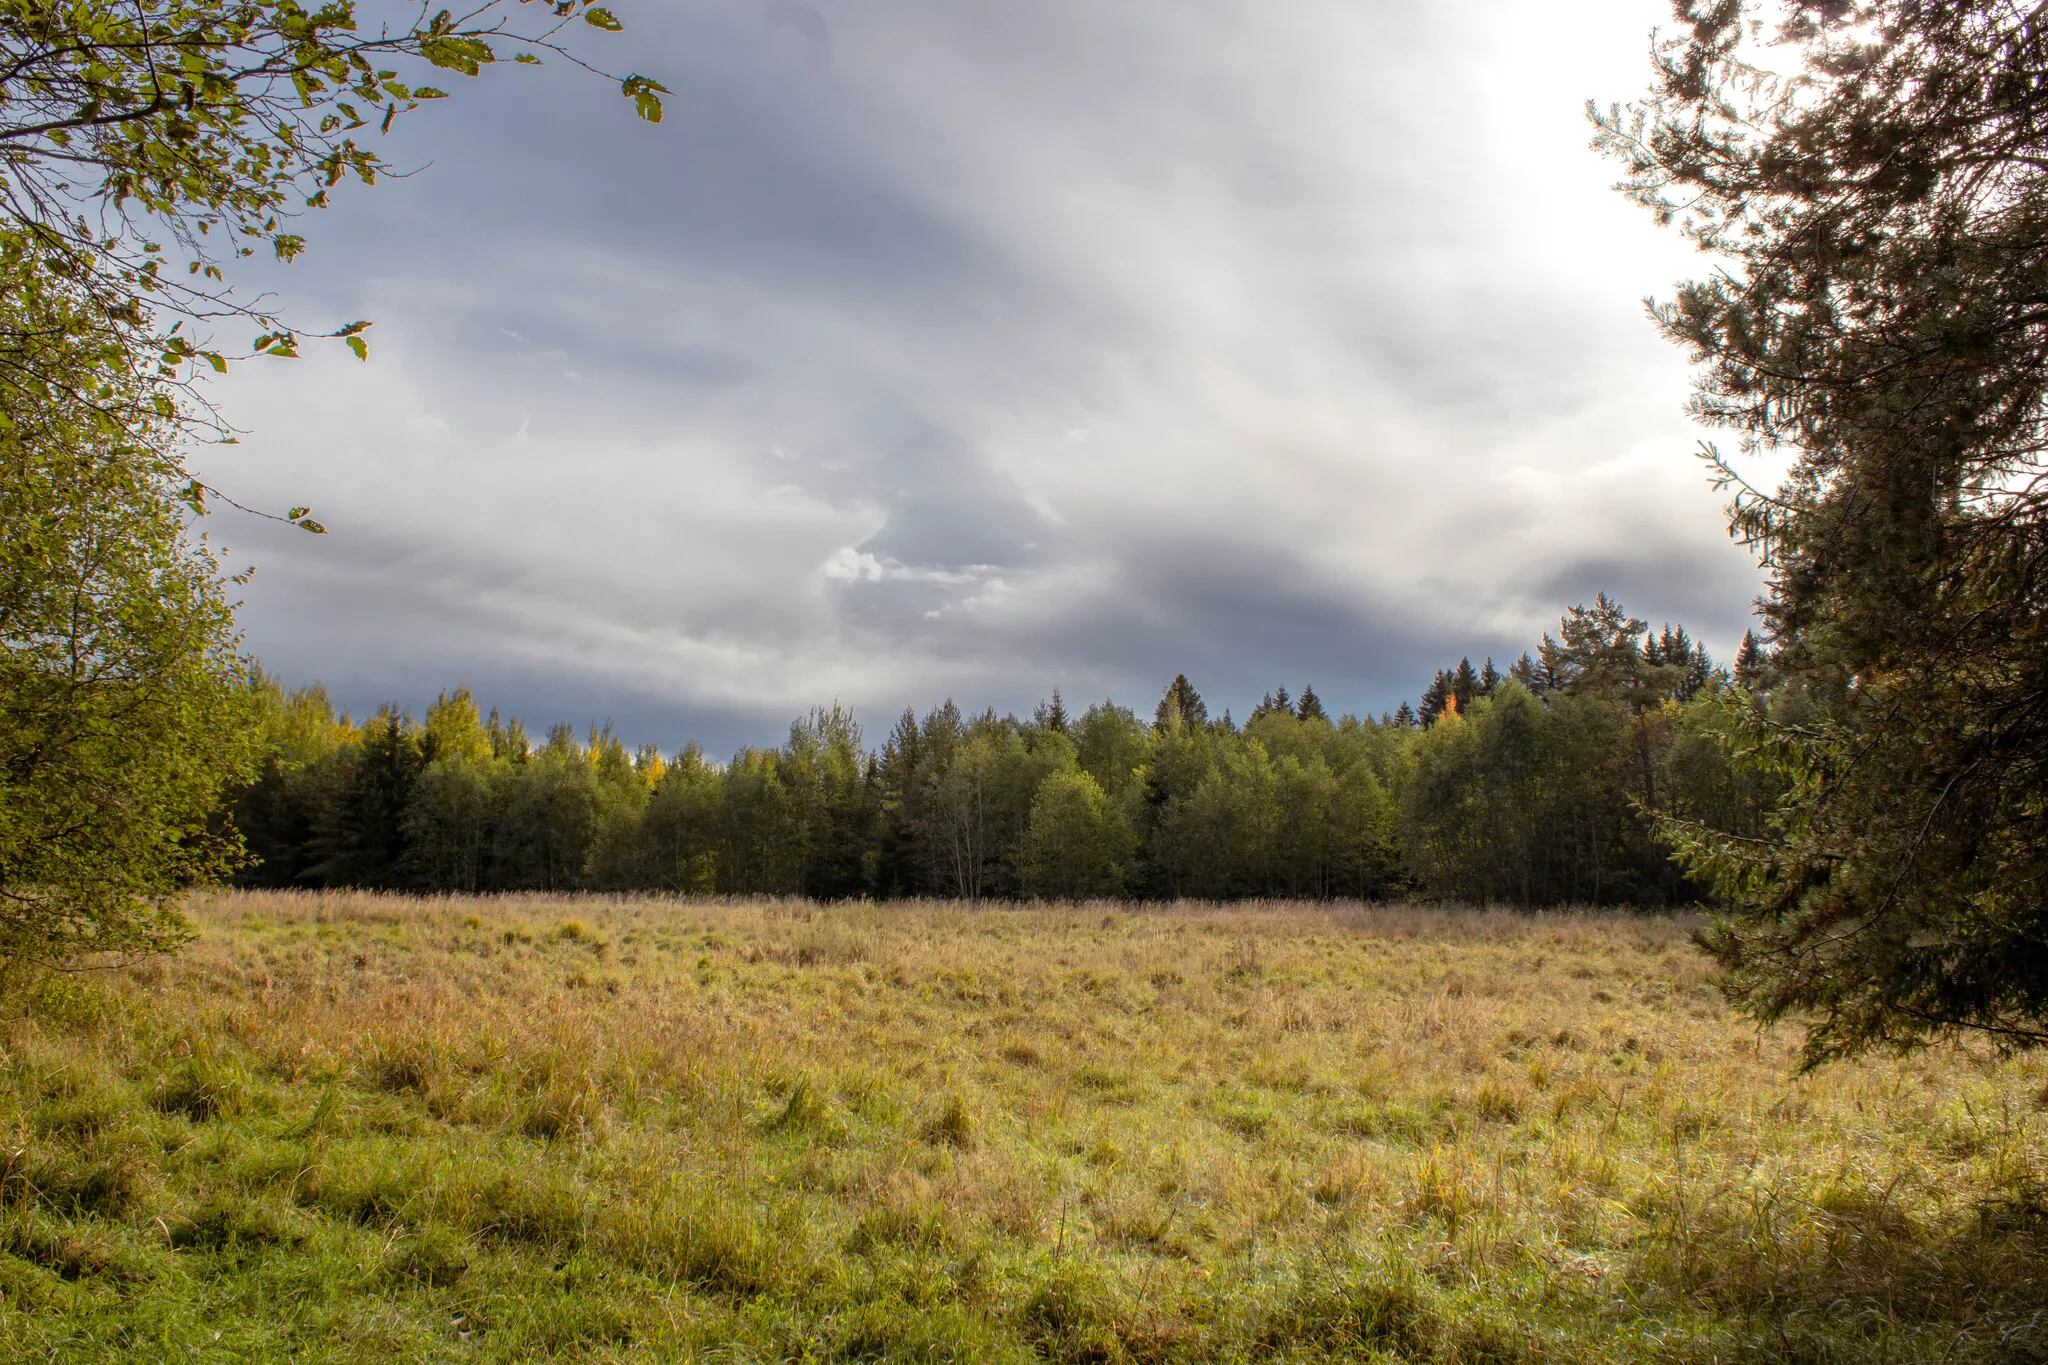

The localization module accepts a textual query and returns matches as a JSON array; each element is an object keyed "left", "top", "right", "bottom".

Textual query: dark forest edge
[{"left": 232, "top": 594, "right": 1785, "bottom": 907}]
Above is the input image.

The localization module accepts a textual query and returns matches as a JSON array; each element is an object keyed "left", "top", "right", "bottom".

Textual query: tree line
[{"left": 231, "top": 595, "right": 1775, "bottom": 907}]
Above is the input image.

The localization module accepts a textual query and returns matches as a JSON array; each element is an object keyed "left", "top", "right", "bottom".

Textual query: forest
[{"left": 232, "top": 594, "right": 1775, "bottom": 908}]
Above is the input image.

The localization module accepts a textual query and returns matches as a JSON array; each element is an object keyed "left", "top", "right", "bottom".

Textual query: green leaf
[
  {"left": 584, "top": 6, "right": 623, "bottom": 29},
  {"left": 298, "top": 519, "right": 327, "bottom": 535},
  {"left": 514, "top": 52, "right": 542, "bottom": 65},
  {"left": 623, "top": 75, "right": 669, "bottom": 124},
  {"left": 346, "top": 335, "right": 368, "bottom": 361},
  {"left": 287, "top": 507, "right": 311, "bottom": 521}
]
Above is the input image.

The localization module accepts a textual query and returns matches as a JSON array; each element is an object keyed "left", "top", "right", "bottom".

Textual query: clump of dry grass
[{"left": 0, "top": 890, "right": 2043, "bottom": 1362}]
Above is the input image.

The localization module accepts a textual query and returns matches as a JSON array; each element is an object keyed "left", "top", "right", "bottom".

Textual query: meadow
[{"left": 1, "top": 892, "right": 2044, "bottom": 1364}]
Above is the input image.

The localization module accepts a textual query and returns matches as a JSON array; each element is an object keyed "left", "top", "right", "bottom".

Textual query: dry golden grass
[{"left": 3, "top": 891, "right": 2045, "bottom": 1362}]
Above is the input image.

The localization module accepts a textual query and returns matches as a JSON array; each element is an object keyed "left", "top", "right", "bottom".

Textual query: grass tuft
[
  {"left": 921, "top": 1091, "right": 979, "bottom": 1149},
  {"left": 382, "top": 1223, "right": 471, "bottom": 1287}
]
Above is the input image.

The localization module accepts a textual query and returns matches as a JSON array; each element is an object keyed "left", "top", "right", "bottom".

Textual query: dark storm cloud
[
  {"left": 1534, "top": 548, "right": 1765, "bottom": 641},
  {"left": 949, "top": 538, "right": 1512, "bottom": 722},
  {"left": 203, "top": 0, "right": 1764, "bottom": 750}
]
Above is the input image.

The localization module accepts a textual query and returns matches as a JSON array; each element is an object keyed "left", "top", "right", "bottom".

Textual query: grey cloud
[
  {"left": 207, "top": 0, "right": 1761, "bottom": 751},
  {"left": 764, "top": 1, "right": 831, "bottom": 67}
]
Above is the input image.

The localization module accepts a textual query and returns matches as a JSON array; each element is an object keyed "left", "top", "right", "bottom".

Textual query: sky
[{"left": 197, "top": 0, "right": 1768, "bottom": 756}]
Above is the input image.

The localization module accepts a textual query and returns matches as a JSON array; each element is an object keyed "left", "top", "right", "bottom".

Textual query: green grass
[{"left": 2, "top": 891, "right": 2045, "bottom": 1362}]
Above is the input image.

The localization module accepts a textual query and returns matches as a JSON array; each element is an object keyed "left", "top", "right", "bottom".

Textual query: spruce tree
[
  {"left": 1479, "top": 658, "right": 1501, "bottom": 696},
  {"left": 1451, "top": 658, "right": 1481, "bottom": 709},
  {"left": 1154, "top": 675, "right": 1208, "bottom": 733},
  {"left": 1649, "top": 625, "right": 1692, "bottom": 670},
  {"left": 1731, "top": 631, "right": 1770, "bottom": 691},
  {"left": 1678, "top": 644, "right": 1715, "bottom": 703},
  {"left": 1295, "top": 685, "right": 1328, "bottom": 723},
  {"left": 1418, "top": 672, "right": 1452, "bottom": 726}
]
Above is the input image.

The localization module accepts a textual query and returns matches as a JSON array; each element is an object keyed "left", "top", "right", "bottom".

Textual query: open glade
[{"left": 2, "top": 892, "right": 2043, "bottom": 1363}]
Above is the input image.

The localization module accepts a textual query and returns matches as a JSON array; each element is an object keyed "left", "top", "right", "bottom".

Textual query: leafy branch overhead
[
  {"left": 0, "top": 0, "right": 665, "bottom": 389},
  {"left": 1, "top": 1, "right": 660, "bottom": 973}
]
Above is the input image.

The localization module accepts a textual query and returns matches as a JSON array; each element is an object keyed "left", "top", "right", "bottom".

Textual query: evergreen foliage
[
  {"left": 1451, "top": 658, "right": 1480, "bottom": 709},
  {"left": 1418, "top": 671, "right": 1451, "bottom": 725},
  {"left": 1154, "top": 675, "right": 1208, "bottom": 733},
  {"left": 1599, "top": 0, "right": 2048, "bottom": 1057},
  {"left": 1730, "top": 630, "right": 1774, "bottom": 692}
]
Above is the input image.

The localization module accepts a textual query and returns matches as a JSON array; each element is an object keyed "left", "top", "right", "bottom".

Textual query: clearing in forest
[{"left": 2, "top": 893, "right": 2044, "bottom": 1362}]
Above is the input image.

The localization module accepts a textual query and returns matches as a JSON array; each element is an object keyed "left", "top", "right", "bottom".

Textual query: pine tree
[
  {"left": 1034, "top": 689, "right": 1071, "bottom": 735},
  {"left": 1479, "top": 658, "right": 1501, "bottom": 696},
  {"left": 1393, "top": 701, "right": 1416, "bottom": 728},
  {"left": 1508, "top": 652, "right": 1542, "bottom": 692},
  {"left": 1538, "top": 594, "right": 1647, "bottom": 699},
  {"left": 1295, "top": 685, "right": 1327, "bottom": 723},
  {"left": 1602, "top": 0, "right": 2048, "bottom": 1058}
]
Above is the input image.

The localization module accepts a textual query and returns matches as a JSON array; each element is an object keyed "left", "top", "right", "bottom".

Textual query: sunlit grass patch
[{"left": 0, "top": 890, "right": 2042, "bottom": 1361}]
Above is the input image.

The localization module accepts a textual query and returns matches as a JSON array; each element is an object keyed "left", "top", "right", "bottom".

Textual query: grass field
[{"left": 1, "top": 892, "right": 2044, "bottom": 1363}]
